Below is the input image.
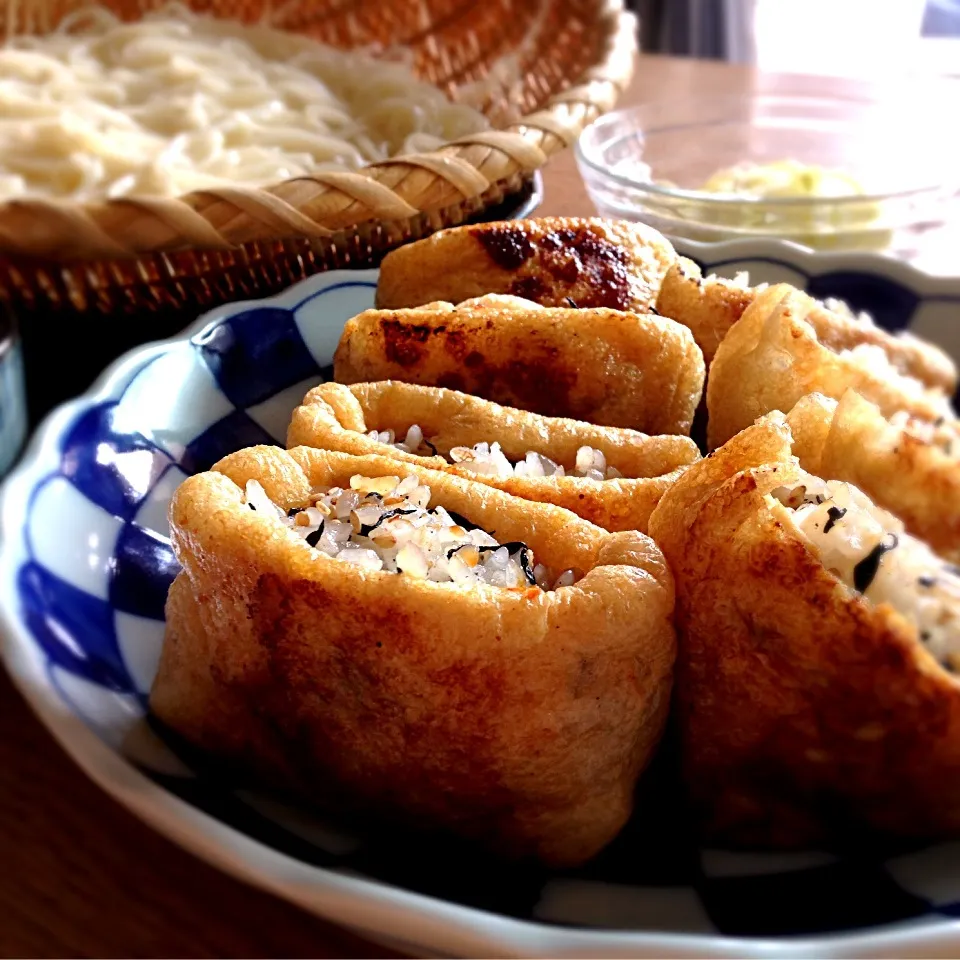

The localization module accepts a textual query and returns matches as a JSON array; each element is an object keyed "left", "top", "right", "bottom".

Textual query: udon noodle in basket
[{"left": 0, "top": 0, "right": 636, "bottom": 420}]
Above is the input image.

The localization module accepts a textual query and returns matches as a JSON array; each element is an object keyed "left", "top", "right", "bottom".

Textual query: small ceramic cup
[{"left": 0, "top": 308, "right": 27, "bottom": 479}]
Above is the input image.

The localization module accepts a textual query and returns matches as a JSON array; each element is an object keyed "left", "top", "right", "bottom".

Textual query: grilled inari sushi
[
  {"left": 287, "top": 381, "right": 700, "bottom": 533},
  {"left": 151, "top": 445, "right": 677, "bottom": 866},
  {"left": 649, "top": 414, "right": 960, "bottom": 848},
  {"left": 655, "top": 260, "right": 754, "bottom": 364},
  {"left": 375, "top": 217, "right": 677, "bottom": 313},
  {"left": 334, "top": 294, "right": 705, "bottom": 435},
  {"left": 787, "top": 391, "right": 960, "bottom": 562},
  {"left": 707, "top": 284, "right": 957, "bottom": 448},
  {"left": 658, "top": 258, "right": 958, "bottom": 389}
]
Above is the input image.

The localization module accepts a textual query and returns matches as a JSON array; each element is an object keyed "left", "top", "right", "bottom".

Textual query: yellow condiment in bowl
[
  {"left": 691, "top": 159, "right": 891, "bottom": 250},
  {"left": 576, "top": 96, "right": 958, "bottom": 253}
]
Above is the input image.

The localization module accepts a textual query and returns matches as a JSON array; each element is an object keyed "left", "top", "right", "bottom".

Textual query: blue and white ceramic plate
[{"left": 3, "top": 254, "right": 960, "bottom": 958}]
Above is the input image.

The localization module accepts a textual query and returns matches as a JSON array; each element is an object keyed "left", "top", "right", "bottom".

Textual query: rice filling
[
  {"left": 771, "top": 473, "right": 960, "bottom": 671},
  {"left": 365, "top": 425, "right": 623, "bottom": 481},
  {"left": 243, "top": 475, "right": 579, "bottom": 591},
  {"left": 837, "top": 344, "right": 954, "bottom": 415},
  {"left": 888, "top": 410, "right": 958, "bottom": 457}
]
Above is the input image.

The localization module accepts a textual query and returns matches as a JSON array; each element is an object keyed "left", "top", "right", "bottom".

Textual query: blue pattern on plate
[
  {"left": 195, "top": 306, "right": 323, "bottom": 410},
  {"left": 182, "top": 408, "right": 276, "bottom": 475},
  {"left": 696, "top": 857, "right": 927, "bottom": 936},
  {"left": 802, "top": 272, "right": 920, "bottom": 331},
  {"left": 4, "top": 263, "right": 960, "bottom": 951},
  {"left": 18, "top": 561, "right": 134, "bottom": 692},
  {"left": 110, "top": 524, "right": 179, "bottom": 621},
  {"left": 60, "top": 403, "right": 175, "bottom": 522}
]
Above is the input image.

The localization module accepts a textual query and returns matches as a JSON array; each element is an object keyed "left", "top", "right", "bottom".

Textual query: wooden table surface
[{"left": 2, "top": 54, "right": 955, "bottom": 959}]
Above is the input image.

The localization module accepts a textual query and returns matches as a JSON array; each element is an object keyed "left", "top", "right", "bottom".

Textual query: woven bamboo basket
[{"left": 0, "top": 0, "right": 637, "bottom": 423}]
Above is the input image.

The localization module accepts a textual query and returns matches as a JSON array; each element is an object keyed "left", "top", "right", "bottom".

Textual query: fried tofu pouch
[
  {"left": 334, "top": 294, "right": 705, "bottom": 435},
  {"left": 788, "top": 391, "right": 960, "bottom": 562},
  {"left": 375, "top": 217, "right": 677, "bottom": 313},
  {"left": 150, "top": 445, "right": 676, "bottom": 867},
  {"left": 707, "top": 284, "right": 957, "bottom": 448},
  {"left": 655, "top": 259, "right": 754, "bottom": 365},
  {"left": 288, "top": 381, "right": 700, "bottom": 533},
  {"left": 658, "top": 257, "right": 958, "bottom": 389},
  {"left": 648, "top": 416, "right": 960, "bottom": 848}
]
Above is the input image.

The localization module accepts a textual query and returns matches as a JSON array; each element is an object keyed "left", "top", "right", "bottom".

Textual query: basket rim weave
[{"left": 0, "top": 0, "right": 636, "bottom": 261}]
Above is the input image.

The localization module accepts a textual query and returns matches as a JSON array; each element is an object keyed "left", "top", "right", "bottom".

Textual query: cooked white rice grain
[
  {"left": 823, "top": 296, "right": 872, "bottom": 325},
  {"left": 244, "top": 479, "right": 286, "bottom": 519}
]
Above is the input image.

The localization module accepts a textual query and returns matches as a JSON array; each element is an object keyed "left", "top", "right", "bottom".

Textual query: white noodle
[{"left": 0, "top": 2, "right": 489, "bottom": 200}]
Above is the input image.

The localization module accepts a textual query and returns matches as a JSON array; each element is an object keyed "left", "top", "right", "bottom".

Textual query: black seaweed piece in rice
[
  {"left": 305, "top": 521, "right": 325, "bottom": 548},
  {"left": 363, "top": 507, "right": 419, "bottom": 536},
  {"left": 446, "top": 541, "right": 537, "bottom": 585},
  {"left": 499, "top": 542, "right": 538, "bottom": 585},
  {"left": 853, "top": 534, "right": 899, "bottom": 594},
  {"left": 445, "top": 543, "right": 499, "bottom": 561},
  {"left": 446, "top": 510, "right": 480, "bottom": 531},
  {"left": 823, "top": 506, "right": 847, "bottom": 534},
  {"left": 517, "top": 546, "right": 537, "bottom": 585},
  {"left": 448, "top": 543, "right": 517, "bottom": 557}
]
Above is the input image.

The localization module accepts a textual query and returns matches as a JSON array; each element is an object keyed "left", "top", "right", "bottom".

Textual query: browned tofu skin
[
  {"left": 707, "top": 285, "right": 956, "bottom": 448},
  {"left": 376, "top": 217, "right": 677, "bottom": 314},
  {"left": 334, "top": 294, "right": 705, "bottom": 436}
]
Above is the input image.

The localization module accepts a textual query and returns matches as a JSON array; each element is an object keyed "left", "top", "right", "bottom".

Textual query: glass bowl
[{"left": 575, "top": 95, "right": 960, "bottom": 253}]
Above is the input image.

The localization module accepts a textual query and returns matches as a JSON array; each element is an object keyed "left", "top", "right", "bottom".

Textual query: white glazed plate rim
[
  {"left": 671, "top": 236, "right": 960, "bottom": 288},
  {"left": 3, "top": 269, "right": 960, "bottom": 958}
]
